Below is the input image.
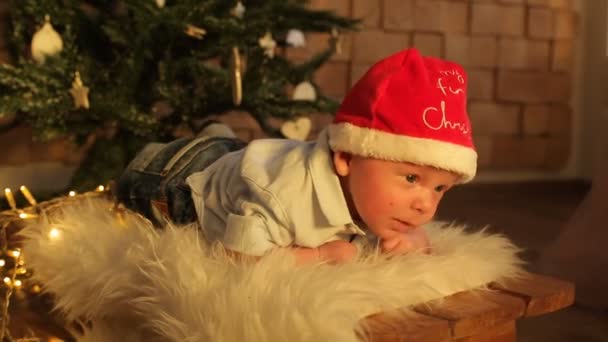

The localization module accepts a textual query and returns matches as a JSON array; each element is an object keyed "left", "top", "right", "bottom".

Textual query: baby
[{"left": 117, "top": 48, "right": 477, "bottom": 264}]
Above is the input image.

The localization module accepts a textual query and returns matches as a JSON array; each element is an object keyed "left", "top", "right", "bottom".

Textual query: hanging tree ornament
[
  {"left": 286, "top": 29, "right": 306, "bottom": 48},
  {"left": 329, "top": 28, "right": 343, "bottom": 55},
  {"left": 281, "top": 117, "right": 312, "bottom": 141},
  {"left": 184, "top": 24, "right": 207, "bottom": 40},
  {"left": 292, "top": 81, "right": 316, "bottom": 101},
  {"left": 156, "top": 0, "right": 165, "bottom": 8},
  {"left": 258, "top": 32, "right": 276, "bottom": 58},
  {"left": 230, "top": 1, "right": 246, "bottom": 19},
  {"left": 230, "top": 47, "right": 243, "bottom": 106},
  {"left": 31, "top": 15, "right": 63, "bottom": 64},
  {"left": 69, "top": 71, "right": 90, "bottom": 109}
]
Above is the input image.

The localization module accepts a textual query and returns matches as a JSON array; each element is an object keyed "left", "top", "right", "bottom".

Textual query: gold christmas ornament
[
  {"left": 70, "top": 71, "right": 90, "bottom": 109},
  {"left": 230, "top": 47, "right": 243, "bottom": 106},
  {"left": 292, "top": 81, "right": 316, "bottom": 101},
  {"left": 184, "top": 24, "right": 207, "bottom": 40},
  {"left": 280, "top": 117, "right": 312, "bottom": 141},
  {"left": 231, "top": 1, "right": 246, "bottom": 18},
  {"left": 31, "top": 15, "right": 64, "bottom": 64},
  {"left": 258, "top": 32, "right": 276, "bottom": 58}
]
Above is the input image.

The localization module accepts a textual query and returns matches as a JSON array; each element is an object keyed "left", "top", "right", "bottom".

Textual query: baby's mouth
[{"left": 392, "top": 218, "right": 415, "bottom": 233}]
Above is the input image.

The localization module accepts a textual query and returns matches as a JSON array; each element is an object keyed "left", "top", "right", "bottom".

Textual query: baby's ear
[{"left": 332, "top": 151, "right": 352, "bottom": 176}]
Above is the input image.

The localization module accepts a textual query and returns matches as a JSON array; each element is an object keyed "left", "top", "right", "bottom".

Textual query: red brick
[
  {"left": 218, "top": 110, "right": 261, "bottom": 133},
  {"left": 446, "top": 35, "right": 499, "bottom": 68},
  {"left": 412, "top": 33, "right": 443, "bottom": 58},
  {"left": 472, "top": 3, "right": 525, "bottom": 36},
  {"left": 529, "top": 0, "right": 573, "bottom": 9},
  {"left": 308, "top": 0, "right": 351, "bottom": 17},
  {"left": 523, "top": 104, "right": 550, "bottom": 135},
  {"left": 497, "top": 71, "right": 570, "bottom": 103},
  {"left": 309, "top": 112, "right": 334, "bottom": 132},
  {"left": 314, "top": 61, "right": 350, "bottom": 99},
  {"left": 414, "top": 0, "right": 443, "bottom": 32},
  {"left": 544, "top": 135, "right": 570, "bottom": 169},
  {"left": 353, "top": 0, "right": 381, "bottom": 28},
  {"left": 498, "top": 38, "right": 550, "bottom": 70},
  {"left": 0, "top": 49, "right": 10, "bottom": 64},
  {"left": 468, "top": 102, "right": 520, "bottom": 135},
  {"left": 445, "top": 35, "right": 470, "bottom": 65},
  {"left": 350, "top": 63, "right": 373, "bottom": 87},
  {"left": 552, "top": 40, "right": 573, "bottom": 71},
  {"left": 0, "top": 126, "right": 32, "bottom": 165},
  {"left": 553, "top": 11, "right": 576, "bottom": 39},
  {"left": 491, "top": 136, "right": 548, "bottom": 169},
  {"left": 547, "top": 105, "right": 571, "bottom": 134},
  {"left": 442, "top": 1, "right": 469, "bottom": 34},
  {"left": 528, "top": 7, "right": 554, "bottom": 39},
  {"left": 383, "top": 0, "right": 414, "bottom": 31},
  {"left": 467, "top": 69, "right": 495, "bottom": 100},
  {"left": 474, "top": 135, "right": 493, "bottom": 168},
  {"left": 351, "top": 30, "right": 410, "bottom": 63},
  {"left": 471, "top": 36, "right": 498, "bottom": 68}
]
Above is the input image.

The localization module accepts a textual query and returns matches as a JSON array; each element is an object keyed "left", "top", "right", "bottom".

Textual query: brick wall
[{"left": 0, "top": 0, "right": 578, "bottom": 172}]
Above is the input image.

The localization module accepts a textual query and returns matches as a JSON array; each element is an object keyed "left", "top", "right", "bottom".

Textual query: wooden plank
[
  {"left": 413, "top": 290, "right": 525, "bottom": 339},
  {"left": 453, "top": 320, "right": 516, "bottom": 342},
  {"left": 489, "top": 273, "right": 575, "bottom": 317},
  {"left": 362, "top": 310, "right": 451, "bottom": 342}
]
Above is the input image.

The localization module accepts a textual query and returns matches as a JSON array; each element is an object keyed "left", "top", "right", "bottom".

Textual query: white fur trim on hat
[{"left": 327, "top": 122, "right": 478, "bottom": 183}]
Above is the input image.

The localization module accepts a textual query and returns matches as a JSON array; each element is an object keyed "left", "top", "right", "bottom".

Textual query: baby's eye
[
  {"left": 405, "top": 174, "right": 418, "bottom": 183},
  {"left": 434, "top": 185, "right": 446, "bottom": 192}
]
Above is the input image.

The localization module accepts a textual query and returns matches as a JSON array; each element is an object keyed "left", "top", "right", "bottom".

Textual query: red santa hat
[{"left": 328, "top": 48, "right": 478, "bottom": 183}]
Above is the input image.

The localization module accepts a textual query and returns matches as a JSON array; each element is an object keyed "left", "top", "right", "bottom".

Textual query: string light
[
  {"left": 49, "top": 228, "right": 61, "bottom": 240},
  {"left": 96, "top": 185, "right": 105, "bottom": 192},
  {"left": 7, "top": 249, "right": 20, "bottom": 258},
  {"left": 68, "top": 190, "right": 76, "bottom": 197},
  {"left": 3, "top": 188, "right": 17, "bottom": 210},
  {"left": 13, "top": 280, "right": 22, "bottom": 288},
  {"left": 0, "top": 260, "right": 4, "bottom": 267},
  {"left": 3, "top": 277, "right": 10, "bottom": 285},
  {"left": 19, "top": 185, "right": 37, "bottom": 206}
]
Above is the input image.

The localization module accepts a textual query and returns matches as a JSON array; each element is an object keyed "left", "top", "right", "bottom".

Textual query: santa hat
[{"left": 328, "top": 48, "right": 478, "bottom": 183}]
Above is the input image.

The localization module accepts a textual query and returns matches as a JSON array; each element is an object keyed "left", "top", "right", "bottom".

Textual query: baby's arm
[{"left": 225, "top": 240, "right": 358, "bottom": 265}]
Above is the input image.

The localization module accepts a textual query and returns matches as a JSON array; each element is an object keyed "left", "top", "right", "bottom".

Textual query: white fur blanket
[{"left": 20, "top": 198, "right": 523, "bottom": 342}]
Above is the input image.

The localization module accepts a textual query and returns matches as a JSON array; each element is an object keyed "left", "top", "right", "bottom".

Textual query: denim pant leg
[
  {"left": 116, "top": 136, "right": 246, "bottom": 226},
  {"left": 164, "top": 137, "right": 247, "bottom": 224},
  {"left": 116, "top": 137, "right": 194, "bottom": 224}
]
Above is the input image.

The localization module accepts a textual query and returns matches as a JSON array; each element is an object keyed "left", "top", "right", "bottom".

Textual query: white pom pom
[
  {"left": 286, "top": 29, "right": 306, "bottom": 47},
  {"left": 292, "top": 81, "right": 316, "bottom": 101}
]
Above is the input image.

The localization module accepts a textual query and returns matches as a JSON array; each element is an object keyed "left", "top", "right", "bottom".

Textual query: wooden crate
[{"left": 362, "top": 273, "right": 575, "bottom": 341}]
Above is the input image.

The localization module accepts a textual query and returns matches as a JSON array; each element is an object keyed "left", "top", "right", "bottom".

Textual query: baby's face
[{"left": 335, "top": 154, "right": 459, "bottom": 241}]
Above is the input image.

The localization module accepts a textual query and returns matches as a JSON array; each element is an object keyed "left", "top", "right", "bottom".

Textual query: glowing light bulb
[
  {"left": 68, "top": 190, "right": 76, "bottom": 197},
  {"left": 96, "top": 185, "right": 105, "bottom": 192},
  {"left": 3, "top": 277, "right": 11, "bottom": 285},
  {"left": 49, "top": 228, "right": 61, "bottom": 239},
  {"left": 14, "top": 279, "right": 22, "bottom": 287},
  {"left": 0, "top": 259, "right": 4, "bottom": 267},
  {"left": 8, "top": 249, "right": 20, "bottom": 258}
]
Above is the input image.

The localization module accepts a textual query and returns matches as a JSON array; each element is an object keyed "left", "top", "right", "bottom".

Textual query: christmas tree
[{"left": 0, "top": 0, "right": 358, "bottom": 191}]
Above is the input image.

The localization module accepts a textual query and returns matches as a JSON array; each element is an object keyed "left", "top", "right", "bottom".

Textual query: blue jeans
[{"left": 116, "top": 136, "right": 246, "bottom": 225}]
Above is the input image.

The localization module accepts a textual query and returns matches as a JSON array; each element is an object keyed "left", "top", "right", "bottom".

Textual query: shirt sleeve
[{"left": 222, "top": 197, "right": 293, "bottom": 256}]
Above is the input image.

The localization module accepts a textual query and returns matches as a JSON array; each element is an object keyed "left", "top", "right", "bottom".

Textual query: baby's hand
[
  {"left": 381, "top": 228, "right": 431, "bottom": 255},
  {"left": 318, "top": 240, "right": 358, "bottom": 264}
]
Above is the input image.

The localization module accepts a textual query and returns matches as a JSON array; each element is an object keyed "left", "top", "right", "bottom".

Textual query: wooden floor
[{"left": 438, "top": 181, "right": 608, "bottom": 342}]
